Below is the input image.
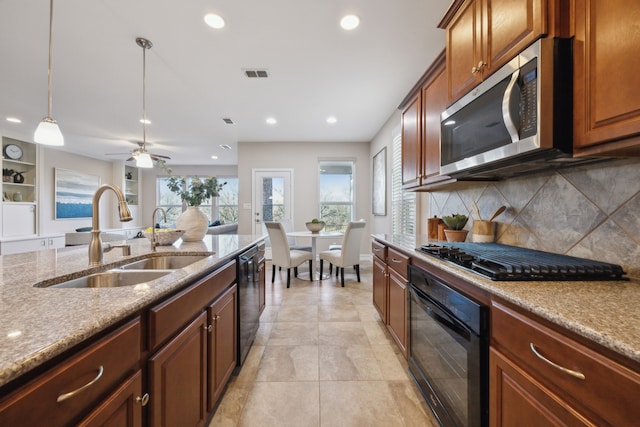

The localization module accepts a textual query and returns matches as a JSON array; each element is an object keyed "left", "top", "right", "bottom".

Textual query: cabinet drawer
[
  {"left": 0, "top": 318, "right": 141, "bottom": 427},
  {"left": 148, "top": 260, "right": 236, "bottom": 350},
  {"left": 492, "top": 301, "right": 640, "bottom": 426},
  {"left": 371, "top": 240, "right": 386, "bottom": 262},
  {"left": 387, "top": 247, "right": 409, "bottom": 280}
]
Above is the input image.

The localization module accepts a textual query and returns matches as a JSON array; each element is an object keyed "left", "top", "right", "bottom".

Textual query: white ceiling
[{"left": 0, "top": 0, "right": 448, "bottom": 166}]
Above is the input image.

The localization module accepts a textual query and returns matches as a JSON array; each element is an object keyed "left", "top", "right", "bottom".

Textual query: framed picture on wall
[
  {"left": 55, "top": 168, "right": 101, "bottom": 219},
  {"left": 372, "top": 147, "right": 386, "bottom": 216}
]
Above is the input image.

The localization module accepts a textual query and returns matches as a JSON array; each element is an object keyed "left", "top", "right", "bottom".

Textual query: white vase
[{"left": 176, "top": 206, "right": 209, "bottom": 241}]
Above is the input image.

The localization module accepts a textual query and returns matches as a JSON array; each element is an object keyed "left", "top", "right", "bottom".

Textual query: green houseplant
[
  {"left": 166, "top": 176, "right": 226, "bottom": 206},
  {"left": 442, "top": 213, "right": 469, "bottom": 242},
  {"left": 166, "top": 176, "right": 226, "bottom": 241}
]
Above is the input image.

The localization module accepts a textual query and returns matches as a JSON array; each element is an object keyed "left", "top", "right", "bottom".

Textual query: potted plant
[
  {"left": 305, "top": 218, "right": 325, "bottom": 233},
  {"left": 442, "top": 213, "right": 469, "bottom": 242},
  {"left": 166, "top": 176, "right": 226, "bottom": 241}
]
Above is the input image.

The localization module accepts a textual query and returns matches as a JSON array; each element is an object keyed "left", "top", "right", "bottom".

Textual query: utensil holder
[{"left": 472, "top": 220, "right": 496, "bottom": 242}]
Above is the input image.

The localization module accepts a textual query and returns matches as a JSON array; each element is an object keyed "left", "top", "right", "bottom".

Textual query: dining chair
[
  {"left": 264, "top": 222, "right": 313, "bottom": 288},
  {"left": 279, "top": 218, "right": 312, "bottom": 252},
  {"left": 318, "top": 221, "right": 366, "bottom": 287}
]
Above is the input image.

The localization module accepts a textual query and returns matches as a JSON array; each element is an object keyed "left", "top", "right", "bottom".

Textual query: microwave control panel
[{"left": 519, "top": 58, "right": 537, "bottom": 139}]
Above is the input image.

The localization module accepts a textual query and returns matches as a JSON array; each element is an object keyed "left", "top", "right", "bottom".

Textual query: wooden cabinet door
[
  {"left": 490, "top": 348, "right": 593, "bottom": 426},
  {"left": 573, "top": 0, "right": 640, "bottom": 154},
  {"left": 207, "top": 285, "right": 238, "bottom": 412},
  {"left": 372, "top": 257, "right": 388, "bottom": 322},
  {"left": 387, "top": 269, "right": 408, "bottom": 358},
  {"left": 485, "top": 0, "right": 547, "bottom": 73},
  {"left": 446, "top": 0, "right": 483, "bottom": 102},
  {"left": 149, "top": 312, "right": 208, "bottom": 427},
  {"left": 77, "top": 370, "right": 144, "bottom": 427},
  {"left": 422, "top": 57, "right": 447, "bottom": 179},
  {"left": 401, "top": 92, "right": 422, "bottom": 188}
]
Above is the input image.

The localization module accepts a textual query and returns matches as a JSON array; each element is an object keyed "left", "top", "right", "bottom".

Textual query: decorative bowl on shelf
[
  {"left": 142, "top": 229, "right": 185, "bottom": 245},
  {"left": 305, "top": 220, "right": 325, "bottom": 233}
]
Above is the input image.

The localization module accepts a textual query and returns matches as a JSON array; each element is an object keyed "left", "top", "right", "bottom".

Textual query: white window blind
[{"left": 391, "top": 129, "right": 416, "bottom": 235}]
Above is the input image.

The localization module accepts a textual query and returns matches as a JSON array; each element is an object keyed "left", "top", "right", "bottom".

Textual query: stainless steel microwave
[{"left": 440, "top": 38, "right": 580, "bottom": 179}]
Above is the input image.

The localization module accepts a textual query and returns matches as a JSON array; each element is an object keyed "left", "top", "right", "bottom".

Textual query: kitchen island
[{"left": 0, "top": 234, "right": 264, "bottom": 425}]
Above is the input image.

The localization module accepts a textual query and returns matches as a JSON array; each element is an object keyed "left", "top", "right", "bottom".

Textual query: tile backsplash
[{"left": 428, "top": 158, "right": 640, "bottom": 278}]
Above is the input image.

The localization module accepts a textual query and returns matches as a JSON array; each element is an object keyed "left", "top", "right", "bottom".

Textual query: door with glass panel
[{"left": 252, "top": 169, "right": 293, "bottom": 235}]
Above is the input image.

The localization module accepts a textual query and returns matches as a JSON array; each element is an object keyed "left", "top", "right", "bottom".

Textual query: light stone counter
[
  {"left": 373, "top": 234, "right": 640, "bottom": 366},
  {"left": 0, "top": 234, "right": 264, "bottom": 388}
]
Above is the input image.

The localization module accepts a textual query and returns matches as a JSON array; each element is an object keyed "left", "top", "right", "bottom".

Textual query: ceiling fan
[{"left": 106, "top": 141, "right": 171, "bottom": 163}]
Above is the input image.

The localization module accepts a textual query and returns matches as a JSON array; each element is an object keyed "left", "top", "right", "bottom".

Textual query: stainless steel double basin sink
[{"left": 34, "top": 255, "right": 210, "bottom": 289}]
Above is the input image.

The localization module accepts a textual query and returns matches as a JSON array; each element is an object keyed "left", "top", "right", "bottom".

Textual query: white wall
[
  {"left": 39, "top": 147, "right": 118, "bottom": 235},
  {"left": 237, "top": 140, "right": 371, "bottom": 251}
]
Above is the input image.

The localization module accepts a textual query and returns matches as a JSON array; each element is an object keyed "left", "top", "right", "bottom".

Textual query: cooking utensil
[
  {"left": 488, "top": 206, "right": 506, "bottom": 222},
  {"left": 472, "top": 201, "right": 482, "bottom": 220}
]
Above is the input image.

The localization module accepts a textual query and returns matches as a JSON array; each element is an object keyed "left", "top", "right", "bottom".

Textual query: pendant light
[
  {"left": 34, "top": 0, "right": 64, "bottom": 146},
  {"left": 135, "top": 37, "right": 153, "bottom": 168}
]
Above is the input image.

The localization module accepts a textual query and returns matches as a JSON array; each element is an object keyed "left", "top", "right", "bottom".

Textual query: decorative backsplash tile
[{"left": 428, "top": 158, "right": 640, "bottom": 278}]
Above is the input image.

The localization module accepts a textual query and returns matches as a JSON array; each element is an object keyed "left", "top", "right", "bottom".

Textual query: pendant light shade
[
  {"left": 34, "top": 117, "right": 64, "bottom": 146},
  {"left": 135, "top": 152, "right": 153, "bottom": 168},
  {"left": 35, "top": 0, "right": 63, "bottom": 146}
]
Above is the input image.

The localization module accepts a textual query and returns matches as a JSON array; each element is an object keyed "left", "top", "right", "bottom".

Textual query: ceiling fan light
[
  {"left": 135, "top": 152, "right": 153, "bottom": 168},
  {"left": 34, "top": 117, "right": 64, "bottom": 146}
]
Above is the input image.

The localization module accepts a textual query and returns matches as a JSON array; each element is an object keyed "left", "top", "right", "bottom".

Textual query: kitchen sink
[
  {"left": 118, "top": 255, "right": 210, "bottom": 270},
  {"left": 35, "top": 270, "right": 172, "bottom": 288}
]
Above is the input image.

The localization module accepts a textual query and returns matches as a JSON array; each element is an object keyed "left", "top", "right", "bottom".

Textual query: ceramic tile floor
[{"left": 210, "top": 257, "right": 440, "bottom": 427}]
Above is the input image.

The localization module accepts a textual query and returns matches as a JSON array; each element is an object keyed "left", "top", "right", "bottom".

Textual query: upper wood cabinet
[
  {"left": 401, "top": 93, "right": 422, "bottom": 188},
  {"left": 401, "top": 51, "right": 447, "bottom": 189},
  {"left": 440, "top": 0, "right": 548, "bottom": 103},
  {"left": 573, "top": 0, "right": 640, "bottom": 156}
]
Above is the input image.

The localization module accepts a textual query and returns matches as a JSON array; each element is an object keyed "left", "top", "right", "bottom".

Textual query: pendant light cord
[
  {"left": 47, "top": 0, "right": 54, "bottom": 118},
  {"left": 142, "top": 42, "right": 147, "bottom": 149}
]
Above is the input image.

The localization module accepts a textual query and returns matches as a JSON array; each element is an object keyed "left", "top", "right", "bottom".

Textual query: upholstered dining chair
[
  {"left": 279, "top": 218, "right": 312, "bottom": 252},
  {"left": 318, "top": 221, "right": 366, "bottom": 287},
  {"left": 264, "top": 222, "right": 313, "bottom": 288}
]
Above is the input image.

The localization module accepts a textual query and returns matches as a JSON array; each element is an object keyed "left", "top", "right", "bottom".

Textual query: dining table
[{"left": 286, "top": 230, "right": 343, "bottom": 280}]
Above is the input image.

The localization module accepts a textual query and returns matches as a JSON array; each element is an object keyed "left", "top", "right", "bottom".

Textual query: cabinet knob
[
  {"left": 205, "top": 324, "right": 213, "bottom": 332},
  {"left": 136, "top": 393, "right": 150, "bottom": 406}
]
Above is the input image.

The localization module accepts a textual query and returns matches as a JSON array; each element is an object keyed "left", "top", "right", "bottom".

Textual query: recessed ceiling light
[
  {"left": 140, "top": 118, "right": 151, "bottom": 124},
  {"left": 6, "top": 117, "right": 22, "bottom": 123},
  {"left": 211, "top": 155, "right": 218, "bottom": 160},
  {"left": 326, "top": 116, "right": 337, "bottom": 124},
  {"left": 340, "top": 14, "right": 360, "bottom": 30},
  {"left": 266, "top": 117, "right": 277, "bottom": 125},
  {"left": 204, "top": 13, "right": 225, "bottom": 29}
]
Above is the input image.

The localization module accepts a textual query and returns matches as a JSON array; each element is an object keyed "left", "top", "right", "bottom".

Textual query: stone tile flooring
[{"left": 210, "top": 257, "right": 439, "bottom": 427}]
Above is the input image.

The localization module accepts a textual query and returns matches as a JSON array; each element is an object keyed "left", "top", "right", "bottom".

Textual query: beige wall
[
  {"left": 427, "top": 158, "right": 640, "bottom": 278},
  {"left": 237, "top": 140, "right": 371, "bottom": 252}
]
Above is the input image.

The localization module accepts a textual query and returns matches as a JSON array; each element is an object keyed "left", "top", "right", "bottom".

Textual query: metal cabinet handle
[
  {"left": 390, "top": 258, "right": 403, "bottom": 264},
  {"left": 57, "top": 365, "right": 104, "bottom": 402},
  {"left": 529, "top": 343, "right": 586, "bottom": 380},
  {"left": 136, "top": 393, "right": 150, "bottom": 406},
  {"left": 205, "top": 324, "right": 212, "bottom": 332}
]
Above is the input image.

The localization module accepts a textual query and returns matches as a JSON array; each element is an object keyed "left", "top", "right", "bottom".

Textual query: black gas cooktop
[{"left": 417, "top": 242, "right": 627, "bottom": 281}]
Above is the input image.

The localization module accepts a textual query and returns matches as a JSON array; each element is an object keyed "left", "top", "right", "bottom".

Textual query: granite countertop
[
  {"left": 373, "top": 234, "right": 640, "bottom": 366},
  {"left": 0, "top": 234, "right": 264, "bottom": 388}
]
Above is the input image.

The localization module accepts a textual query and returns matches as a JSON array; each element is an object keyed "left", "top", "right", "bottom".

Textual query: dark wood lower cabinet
[
  {"left": 372, "top": 257, "right": 387, "bottom": 322},
  {"left": 149, "top": 312, "right": 208, "bottom": 427},
  {"left": 77, "top": 370, "right": 144, "bottom": 427},
  {"left": 208, "top": 284, "right": 238, "bottom": 412},
  {"left": 387, "top": 269, "right": 407, "bottom": 357}
]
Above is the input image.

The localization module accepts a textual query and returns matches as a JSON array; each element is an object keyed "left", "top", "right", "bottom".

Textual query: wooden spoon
[{"left": 488, "top": 206, "right": 506, "bottom": 222}]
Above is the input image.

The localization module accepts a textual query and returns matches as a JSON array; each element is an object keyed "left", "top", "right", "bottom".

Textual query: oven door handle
[{"left": 422, "top": 300, "right": 471, "bottom": 339}]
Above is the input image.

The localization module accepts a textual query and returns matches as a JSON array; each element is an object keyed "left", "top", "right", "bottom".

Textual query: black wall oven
[{"left": 408, "top": 265, "right": 489, "bottom": 427}]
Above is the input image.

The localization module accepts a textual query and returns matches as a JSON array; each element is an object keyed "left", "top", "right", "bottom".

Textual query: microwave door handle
[{"left": 502, "top": 70, "right": 520, "bottom": 143}]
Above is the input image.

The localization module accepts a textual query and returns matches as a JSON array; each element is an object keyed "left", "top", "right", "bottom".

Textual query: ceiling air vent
[
  {"left": 222, "top": 118, "right": 234, "bottom": 124},
  {"left": 244, "top": 68, "right": 269, "bottom": 78},
  {"left": 220, "top": 144, "right": 232, "bottom": 150}
]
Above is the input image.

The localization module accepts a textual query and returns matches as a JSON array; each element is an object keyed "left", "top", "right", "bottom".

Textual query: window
[
  {"left": 319, "top": 160, "right": 354, "bottom": 232},
  {"left": 156, "top": 176, "right": 239, "bottom": 226},
  {"left": 391, "top": 130, "right": 416, "bottom": 234}
]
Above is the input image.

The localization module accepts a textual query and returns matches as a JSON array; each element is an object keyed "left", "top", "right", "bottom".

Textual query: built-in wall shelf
[{"left": 2, "top": 137, "right": 38, "bottom": 237}]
